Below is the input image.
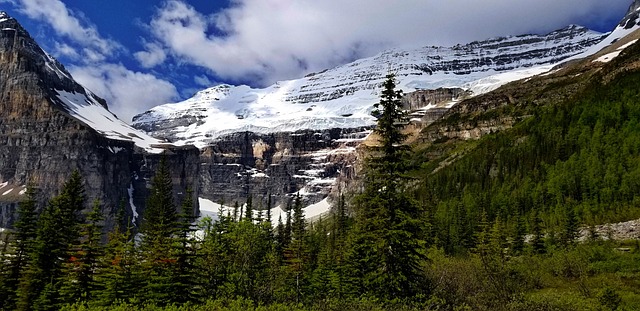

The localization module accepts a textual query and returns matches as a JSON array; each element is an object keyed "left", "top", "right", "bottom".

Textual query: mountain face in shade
[{"left": 0, "top": 12, "right": 199, "bottom": 229}]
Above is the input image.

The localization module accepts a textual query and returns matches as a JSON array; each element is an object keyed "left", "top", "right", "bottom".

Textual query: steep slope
[
  {"left": 132, "top": 25, "right": 606, "bottom": 147},
  {"left": 408, "top": 30, "right": 640, "bottom": 255},
  {"left": 0, "top": 12, "right": 199, "bottom": 228}
]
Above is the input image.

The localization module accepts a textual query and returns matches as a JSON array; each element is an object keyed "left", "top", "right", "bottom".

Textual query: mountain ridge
[{"left": 131, "top": 24, "right": 607, "bottom": 148}]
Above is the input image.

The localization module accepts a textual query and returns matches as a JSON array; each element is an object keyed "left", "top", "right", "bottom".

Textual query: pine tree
[
  {"left": 139, "top": 156, "right": 179, "bottom": 305},
  {"left": 530, "top": 211, "right": 546, "bottom": 254},
  {"left": 16, "top": 172, "right": 86, "bottom": 310},
  {"left": 275, "top": 214, "right": 286, "bottom": 256},
  {"left": 561, "top": 206, "right": 578, "bottom": 247},
  {"left": 143, "top": 157, "right": 177, "bottom": 238},
  {"left": 284, "top": 194, "right": 308, "bottom": 303},
  {"left": 348, "top": 73, "right": 426, "bottom": 299},
  {"left": 244, "top": 195, "right": 254, "bottom": 222},
  {"left": 511, "top": 214, "right": 526, "bottom": 255},
  {"left": 171, "top": 188, "right": 200, "bottom": 304},
  {"left": 93, "top": 207, "right": 139, "bottom": 306},
  {"left": 266, "top": 194, "right": 273, "bottom": 225},
  {"left": 1, "top": 184, "right": 38, "bottom": 309},
  {"left": 59, "top": 200, "right": 104, "bottom": 304},
  {"left": 198, "top": 211, "right": 232, "bottom": 300}
]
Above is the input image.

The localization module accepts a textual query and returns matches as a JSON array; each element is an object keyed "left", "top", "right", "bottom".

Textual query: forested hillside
[{"left": 411, "top": 44, "right": 640, "bottom": 255}]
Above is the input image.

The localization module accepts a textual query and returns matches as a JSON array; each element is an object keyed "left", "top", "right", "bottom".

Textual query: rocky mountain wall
[
  {"left": 199, "top": 127, "right": 369, "bottom": 207},
  {"left": 0, "top": 14, "right": 199, "bottom": 229}
]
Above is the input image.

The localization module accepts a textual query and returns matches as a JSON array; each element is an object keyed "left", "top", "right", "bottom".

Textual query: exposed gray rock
[
  {"left": 198, "top": 127, "right": 369, "bottom": 208},
  {"left": 0, "top": 12, "right": 199, "bottom": 229}
]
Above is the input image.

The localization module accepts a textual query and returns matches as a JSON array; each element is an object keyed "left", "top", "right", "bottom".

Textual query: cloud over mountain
[{"left": 138, "top": 0, "right": 629, "bottom": 86}]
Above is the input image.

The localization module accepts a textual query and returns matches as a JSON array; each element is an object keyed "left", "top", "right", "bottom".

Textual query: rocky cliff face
[
  {"left": 199, "top": 127, "right": 368, "bottom": 207},
  {"left": 621, "top": 0, "right": 640, "bottom": 28},
  {"left": 0, "top": 12, "right": 199, "bottom": 229}
]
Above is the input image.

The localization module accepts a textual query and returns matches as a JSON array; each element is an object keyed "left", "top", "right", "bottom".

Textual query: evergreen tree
[
  {"left": 142, "top": 157, "right": 177, "bottom": 238},
  {"left": 1, "top": 184, "right": 38, "bottom": 309},
  {"left": 284, "top": 194, "right": 308, "bottom": 302},
  {"left": 530, "top": 211, "right": 546, "bottom": 254},
  {"left": 266, "top": 194, "right": 273, "bottom": 225},
  {"left": 59, "top": 200, "right": 104, "bottom": 304},
  {"left": 510, "top": 214, "right": 526, "bottom": 255},
  {"left": 93, "top": 207, "right": 140, "bottom": 306},
  {"left": 283, "top": 205, "right": 293, "bottom": 253},
  {"left": 16, "top": 172, "right": 85, "bottom": 310},
  {"left": 561, "top": 206, "right": 579, "bottom": 247},
  {"left": 198, "top": 212, "right": 232, "bottom": 300},
  {"left": 139, "top": 156, "right": 179, "bottom": 305},
  {"left": 171, "top": 188, "right": 200, "bottom": 304},
  {"left": 348, "top": 73, "right": 426, "bottom": 299},
  {"left": 244, "top": 195, "right": 253, "bottom": 222}
]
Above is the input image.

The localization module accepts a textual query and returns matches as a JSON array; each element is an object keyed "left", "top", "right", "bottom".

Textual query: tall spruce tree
[
  {"left": 139, "top": 156, "right": 179, "bottom": 305},
  {"left": 59, "top": 200, "right": 104, "bottom": 304},
  {"left": 17, "top": 171, "right": 86, "bottom": 311},
  {"left": 1, "top": 184, "right": 38, "bottom": 309},
  {"left": 143, "top": 157, "right": 177, "bottom": 238},
  {"left": 93, "top": 205, "right": 140, "bottom": 305},
  {"left": 171, "top": 188, "right": 200, "bottom": 304},
  {"left": 284, "top": 194, "right": 308, "bottom": 302},
  {"left": 348, "top": 73, "right": 427, "bottom": 299}
]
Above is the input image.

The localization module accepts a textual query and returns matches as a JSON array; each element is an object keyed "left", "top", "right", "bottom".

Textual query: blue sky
[{"left": 0, "top": 0, "right": 631, "bottom": 121}]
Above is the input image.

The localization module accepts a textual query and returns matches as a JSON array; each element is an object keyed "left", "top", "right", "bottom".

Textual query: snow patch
[
  {"left": 197, "top": 196, "right": 331, "bottom": 225},
  {"left": 304, "top": 198, "right": 331, "bottom": 220},
  {"left": 108, "top": 146, "right": 125, "bottom": 153},
  {"left": 594, "top": 39, "right": 639, "bottom": 63},
  {"left": 568, "top": 23, "right": 640, "bottom": 63},
  {"left": 127, "top": 184, "right": 138, "bottom": 224},
  {"left": 55, "top": 90, "right": 169, "bottom": 153}
]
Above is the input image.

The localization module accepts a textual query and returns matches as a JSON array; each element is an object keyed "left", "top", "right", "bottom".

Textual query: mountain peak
[
  {"left": 620, "top": 0, "right": 640, "bottom": 29},
  {"left": 0, "top": 11, "right": 12, "bottom": 21},
  {"left": 0, "top": 12, "right": 169, "bottom": 152}
]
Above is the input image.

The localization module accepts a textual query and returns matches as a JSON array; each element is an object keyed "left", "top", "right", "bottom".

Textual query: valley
[{"left": 2, "top": 1, "right": 640, "bottom": 310}]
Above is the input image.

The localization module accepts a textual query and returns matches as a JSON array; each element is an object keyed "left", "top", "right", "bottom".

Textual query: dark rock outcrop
[
  {"left": 199, "top": 127, "right": 369, "bottom": 207},
  {"left": 621, "top": 0, "right": 640, "bottom": 29}
]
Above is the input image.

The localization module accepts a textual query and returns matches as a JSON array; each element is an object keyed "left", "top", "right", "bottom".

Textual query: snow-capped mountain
[{"left": 132, "top": 25, "right": 608, "bottom": 148}]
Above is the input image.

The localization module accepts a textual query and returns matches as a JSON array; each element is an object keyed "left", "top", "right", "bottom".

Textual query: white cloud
[
  {"left": 13, "top": 0, "right": 121, "bottom": 63},
  {"left": 53, "top": 41, "right": 80, "bottom": 59},
  {"left": 134, "top": 42, "right": 167, "bottom": 68},
  {"left": 194, "top": 74, "right": 212, "bottom": 87},
  {"left": 69, "top": 64, "right": 178, "bottom": 122},
  {"left": 143, "top": 0, "right": 630, "bottom": 86}
]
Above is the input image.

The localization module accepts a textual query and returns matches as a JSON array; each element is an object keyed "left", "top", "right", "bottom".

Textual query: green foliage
[
  {"left": 16, "top": 171, "right": 86, "bottom": 310},
  {"left": 9, "top": 51, "right": 640, "bottom": 311},
  {"left": 348, "top": 73, "right": 427, "bottom": 299},
  {"left": 59, "top": 200, "right": 105, "bottom": 304},
  {"left": 414, "top": 70, "right": 640, "bottom": 254},
  {"left": 0, "top": 184, "right": 38, "bottom": 309},
  {"left": 143, "top": 157, "right": 177, "bottom": 238}
]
